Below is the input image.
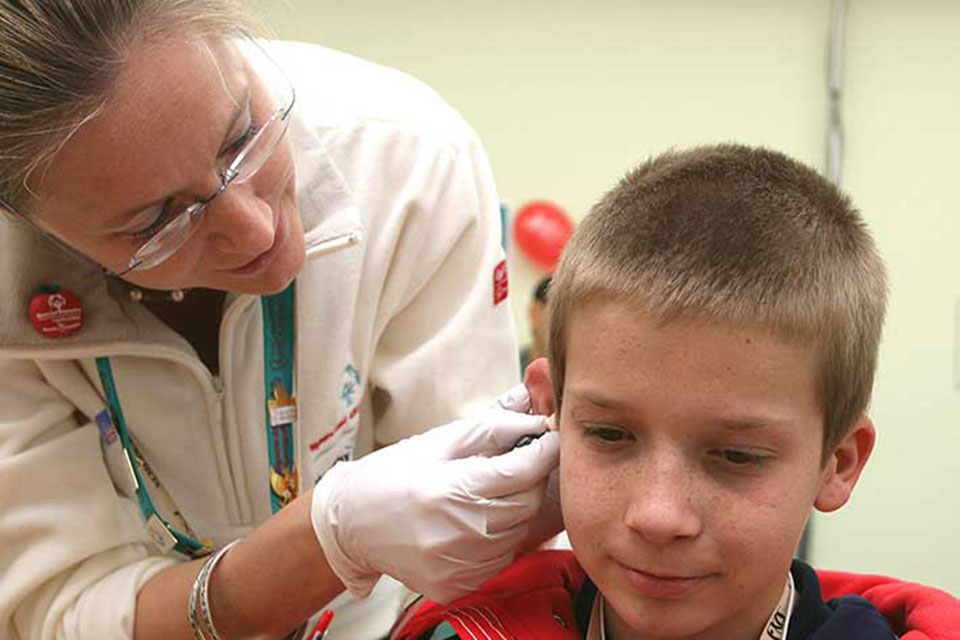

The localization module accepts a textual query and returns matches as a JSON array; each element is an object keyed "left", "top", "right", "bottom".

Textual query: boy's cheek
[
  {"left": 558, "top": 456, "right": 582, "bottom": 529},
  {"left": 560, "top": 453, "right": 614, "bottom": 534}
]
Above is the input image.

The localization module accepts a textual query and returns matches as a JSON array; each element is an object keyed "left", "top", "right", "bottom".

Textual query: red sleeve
[{"left": 816, "top": 569, "right": 960, "bottom": 640}]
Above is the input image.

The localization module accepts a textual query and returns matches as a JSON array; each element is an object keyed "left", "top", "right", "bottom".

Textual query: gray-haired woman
[{"left": 0, "top": 2, "right": 560, "bottom": 638}]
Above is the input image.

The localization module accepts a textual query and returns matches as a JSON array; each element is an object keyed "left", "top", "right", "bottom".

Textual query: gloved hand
[
  {"left": 494, "top": 386, "right": 564, "bottom": 554},
  {"left": 311, "top": 384, "right": 560, "bottom": 603}
]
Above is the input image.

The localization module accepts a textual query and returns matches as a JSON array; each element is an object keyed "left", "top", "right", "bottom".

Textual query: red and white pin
[{"left": 29, "top": 285, "right": 83, "bottom": 338}]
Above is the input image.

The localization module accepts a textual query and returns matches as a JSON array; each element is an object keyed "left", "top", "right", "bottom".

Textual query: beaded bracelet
[{"left": 188, "top": 540, "right": 240, "bottom": 640}]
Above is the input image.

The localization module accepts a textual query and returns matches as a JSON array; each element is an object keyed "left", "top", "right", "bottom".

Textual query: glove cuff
[{"left": 311, "top": 462, "right": 381, "bottom": 598}]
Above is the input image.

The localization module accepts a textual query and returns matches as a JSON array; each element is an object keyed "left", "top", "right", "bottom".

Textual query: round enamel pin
[{"left": 29, "top": 285, "right": 83, "bottom": 338}]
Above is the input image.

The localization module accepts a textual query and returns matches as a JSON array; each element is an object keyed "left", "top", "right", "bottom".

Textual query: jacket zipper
[{"left": 217, "top": 293, "right": 256, "bottom": 524}]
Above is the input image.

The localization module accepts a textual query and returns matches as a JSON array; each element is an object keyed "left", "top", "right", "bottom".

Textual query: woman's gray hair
[{"left": 0, "top": 0, "right": 251, "bottom": 214}]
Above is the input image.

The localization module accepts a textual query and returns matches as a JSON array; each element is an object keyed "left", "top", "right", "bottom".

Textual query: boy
[{"left": 391, "top": 145, "right": 960, "bottom": 639}]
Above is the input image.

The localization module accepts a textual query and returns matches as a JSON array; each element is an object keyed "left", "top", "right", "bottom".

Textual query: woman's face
[{"left": 34, "top": 36, "right": 305, "bottom": 294}]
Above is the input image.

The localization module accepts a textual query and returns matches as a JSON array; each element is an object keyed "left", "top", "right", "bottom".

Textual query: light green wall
[{"left": 259, "top": 0, "right": 960, "bottom": 595}]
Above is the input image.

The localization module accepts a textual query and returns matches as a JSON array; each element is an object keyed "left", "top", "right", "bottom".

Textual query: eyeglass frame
[{"left": 0, "top": 37, "right": 296, "bottom": 276}]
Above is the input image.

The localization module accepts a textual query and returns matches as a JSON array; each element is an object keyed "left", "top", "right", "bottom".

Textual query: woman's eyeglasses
[{"left": 119, "top": 41, "right": 296, "bottom": 273}]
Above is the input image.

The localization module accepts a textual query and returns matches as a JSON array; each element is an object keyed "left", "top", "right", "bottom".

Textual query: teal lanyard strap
[
  {"left": 94, "top": 280, "right": 298, "bottom": 556},
  {"left": 261, "top": 282, "right": 298, "bottom": 513},
  {"left": 96, "top": 357, "right": 211, "bottom": 558}
]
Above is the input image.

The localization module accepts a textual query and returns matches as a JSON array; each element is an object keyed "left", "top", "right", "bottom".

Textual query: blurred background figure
[{"left": 520, "top": 274, "right": 552, "bottom": 374}]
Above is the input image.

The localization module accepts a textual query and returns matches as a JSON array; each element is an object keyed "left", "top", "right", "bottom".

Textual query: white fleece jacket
[{"left": 0, "top": 40, "right": 519, "bottom": 640}]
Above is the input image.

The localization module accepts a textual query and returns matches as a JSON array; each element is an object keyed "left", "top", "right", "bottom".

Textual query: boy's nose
[{"left": 623, "top": 455, "right": 703, "bottom": 545}]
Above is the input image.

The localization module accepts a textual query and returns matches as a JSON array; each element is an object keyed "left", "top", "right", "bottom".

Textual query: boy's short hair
[{"left": 548, "top": 144, "right": 887, "bottom": 458}]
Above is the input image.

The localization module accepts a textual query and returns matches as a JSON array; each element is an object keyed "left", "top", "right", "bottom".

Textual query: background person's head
[
  {"left": 0, "top": 0, "right": 305, "bottom": 294},
  {"left": 526, "top": 143, "right": 888, "bottom": 638},
  {"left": 527, "top": 274, "right": 552, "bottom": 361}
]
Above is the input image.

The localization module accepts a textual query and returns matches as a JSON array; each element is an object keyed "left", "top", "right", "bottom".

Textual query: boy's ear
[
  {"left": 524, "top": 357, "right": 555, "bottom": 415},
  {"left": 814, "top": 415, "right": 876, "bottom": 513}
]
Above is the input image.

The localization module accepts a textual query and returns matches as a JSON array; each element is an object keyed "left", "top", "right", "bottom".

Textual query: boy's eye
[
  {"left": 583, "top": 425, "right": 631, "bottom": 443},
  {"left": 712, "top": 449, "right": 769, "bottom": 467}
]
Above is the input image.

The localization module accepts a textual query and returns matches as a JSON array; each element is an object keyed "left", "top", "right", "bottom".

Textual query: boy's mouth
[{"left": 615, "top": 561, "right": 717, "bottom": 599}]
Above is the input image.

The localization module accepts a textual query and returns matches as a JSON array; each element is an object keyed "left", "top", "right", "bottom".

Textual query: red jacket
[
  {"left": 391, "top": 551, "right": 586, "bottom": 639},
  {"left": 390, "top": 550, "right": 959, "bottom": 640},
  {"left": 818, "top": 569, "right": 960, "bottom": 640}
]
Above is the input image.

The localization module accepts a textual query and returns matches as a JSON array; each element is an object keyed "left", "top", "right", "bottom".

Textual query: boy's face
[{"left": 557, "top": 300, "right": 869, "bottom": 639}]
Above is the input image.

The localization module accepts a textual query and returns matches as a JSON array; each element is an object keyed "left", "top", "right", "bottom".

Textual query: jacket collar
[{"left": 289, "top": 113, "right": 362, "bottom": 252}]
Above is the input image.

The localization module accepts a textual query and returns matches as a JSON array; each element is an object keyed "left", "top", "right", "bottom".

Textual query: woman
[{"left": 0, "top": 1, "right": 560, "bottom": 639}]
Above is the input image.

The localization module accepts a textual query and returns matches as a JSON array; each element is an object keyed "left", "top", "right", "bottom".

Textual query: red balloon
[{"left": 513, "top": 200, "right": 574, "bottom": 270}]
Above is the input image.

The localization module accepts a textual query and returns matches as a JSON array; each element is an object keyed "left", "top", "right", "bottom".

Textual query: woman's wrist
[
  {"left": 205, "top": 489, "right": 343, "bottom": 639},
  {"left": 136, "top": 489, "right": 344, "bottom": 640}
]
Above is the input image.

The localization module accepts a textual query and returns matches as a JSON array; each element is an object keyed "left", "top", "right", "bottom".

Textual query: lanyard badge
[{"left": 267, "top": 379, "right": 299, "bottom": 509}]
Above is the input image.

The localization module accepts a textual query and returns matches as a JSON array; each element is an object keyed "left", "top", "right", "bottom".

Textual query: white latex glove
[
  {"left": 495, "top": 389, "right": 564, "bottom": 553},
  {"left": 311, "top": 384, "right": 560, "bottom": 603}
]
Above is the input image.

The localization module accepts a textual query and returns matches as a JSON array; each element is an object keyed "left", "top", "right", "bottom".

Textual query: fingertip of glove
[
  {"left": 496, "top": 383, "right": 532, "bottom": 413},
  {"left": 537, "top": 430, "right": 561, "bottom": 455}
]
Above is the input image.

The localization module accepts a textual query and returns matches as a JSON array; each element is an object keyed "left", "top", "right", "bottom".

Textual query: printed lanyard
[
  {"left": 761, "top": 572, "right": 795, "bottom": 640},
  {"left": 94, "top": 281, "right": 298, "bottom": 557},
  {"left": 261, "top": 282, "right": 299, "bottom": 513}
]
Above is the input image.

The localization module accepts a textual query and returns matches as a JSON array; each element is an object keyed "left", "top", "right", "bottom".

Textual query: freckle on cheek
[{"left": 754, "top": 485, "right": 793, "bottom": 509}]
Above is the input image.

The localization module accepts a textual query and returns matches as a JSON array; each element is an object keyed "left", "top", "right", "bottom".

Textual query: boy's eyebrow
[
  {"left": 565, "top": 388, "right": 632, "bottom": 412},
  {"left": 715, "top": 416, "right": 793, "bottom": 432},
  {"left": 567, "top": 388, "right": 795, "bottom": 431}
]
